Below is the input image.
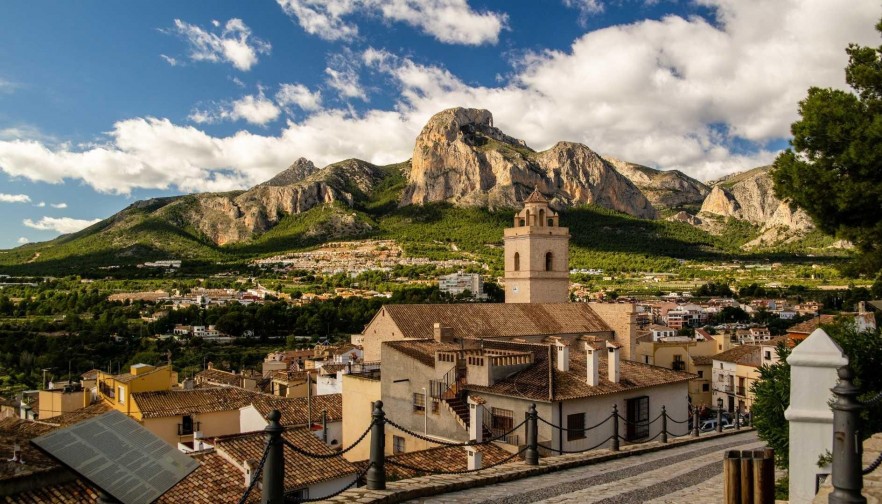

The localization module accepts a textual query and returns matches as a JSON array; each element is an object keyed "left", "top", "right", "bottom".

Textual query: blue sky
[{"left": 0, "top": 0, "right": 879, "bottom": 249}]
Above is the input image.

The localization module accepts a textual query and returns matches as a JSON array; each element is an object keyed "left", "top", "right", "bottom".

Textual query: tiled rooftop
[
  {"left": 380, "top": 303, "right": 612, "bottom": 341},
  {"left": 215, "top": 427, "right": 358, "bottom": 490},
  {"left": 250, "top": 393, "right": 343, "bottom": 426},
  {"left": 359, "top": 444, "right": 515, "bottom": 480},
  {"left": 132, "top": 387, "right": 258, "bottom": 419},
  {"left": 711, "top": 345, "right": 762, "bottom": 366},
  {"left": 787, "top": 315, "right": 835, "bottom": 335},
  {"left": 158, "top": 452, "right": 255, "bottom": 504}
]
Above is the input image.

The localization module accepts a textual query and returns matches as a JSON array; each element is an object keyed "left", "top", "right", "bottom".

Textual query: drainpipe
[{"left": 558, "top": 401, "right": 563, "bottom": 454}]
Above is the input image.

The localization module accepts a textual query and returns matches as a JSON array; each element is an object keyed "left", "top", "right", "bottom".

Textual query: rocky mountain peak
[
  {"left": 259, "top": 158, "right": 319, "bottom": 187},
  {"left": 403, "top": 107, "right": 656, "bottom": 218}
]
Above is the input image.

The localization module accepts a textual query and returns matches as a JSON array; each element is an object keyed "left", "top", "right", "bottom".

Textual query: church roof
[
  {"left": 380, "top": 303, "right": 612, "bottom": 340},
  {"left": 524, "top": 188, "right": 548, "bottom": 203}
]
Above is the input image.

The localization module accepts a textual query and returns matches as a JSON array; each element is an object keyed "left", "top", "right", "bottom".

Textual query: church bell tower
[{"left": 504, "top": 189, "right": 570, "bottom": 303}]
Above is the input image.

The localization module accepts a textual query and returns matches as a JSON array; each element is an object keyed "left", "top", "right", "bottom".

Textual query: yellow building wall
[
  {"left": 142, "top": 409, "right": 242, "bottom": 446},
  {"left": 734, "top": 363, "right": 762, "bottom": 411},
  {"left": 37, "top": 389, "right": 90, "bottom": 419},
  {"left": 96, "top": 365, "right": 176, "bottom": 417},
  {"left": 341, "top": 374, "right": 381, "bottom": 462}
]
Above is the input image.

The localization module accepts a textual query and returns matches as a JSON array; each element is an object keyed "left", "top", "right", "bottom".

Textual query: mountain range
[{"left": 0, "top": 107, "right": 830, "bottom": 274}]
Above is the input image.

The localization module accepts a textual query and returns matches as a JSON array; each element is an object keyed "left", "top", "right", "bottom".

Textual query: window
[
  {"left": 288, "top": 488, "right": 308, "bottom": 500},
  {"left": 514, "top": 252, "right": 520, "bottom": 271},
  {"left": 643, "top": 355, "right": 650, "bottom": 364},
  {"left": 491, "top": 407, "right": 514, "bottom": 433},
  {"left": 547, "top": 218, "right": 554, "bottom": 227},
  {"left": 118, "top": 386, "right": 125, "bottom": 404},
  {"left": 764, "top": 351, "right": 771, "bottom": 360},
  {"left": 539, "top": 209, "right": 546, "bottom": 225},
  {"left": 625, "top": 396, "right": 649, "bottom": 441},
  {"left": 178, "top": 415, "right": 197, "bottom": 436},
  {"left": 393, "top": 435, "right": 405, "bottom": 454},
  {"left": 413, "top": 393, "right": 426, "bottom": 413},
  {"left": 545, "top": 252, "right": 553, "bottom": 271},
  {"left": 567, "top": 413, "right": 586, "bottom": 441},
  {"left": 702, "top": 383, "right": 710, "bottom": 392},
  {"left": 697, "top": 370, "right": 704, "bottom": 378}
]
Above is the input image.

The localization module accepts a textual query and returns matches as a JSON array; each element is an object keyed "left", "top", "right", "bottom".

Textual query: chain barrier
[
  {"left": 289, "top": 461, "right": 374, "bottom": 503},
  {"left": 616, "top": 412, "right": 664, "bottom": 426},
  {"left": 282, "top": 420, "right": 374, "bottom": 459},
  {"left": 665, "top": 414, "right": 691, "bottom": 424},
  {"left": 864, "top": 451, "right": 882, "bottom": 475},
  {"left": 861, "top": 390, "right": 882, "bottom": 407},
  {"left": 543, "top": 435, "right": 617, "bottom": 455},
  {"left": 385, "top": 447, "right": 528, "bottom": 476},
  {"left": 384, "top": 417, "right": 528, "bottom": 447},
  {"left": 237, "top": 442, "right": 271, "bottom": 504},
  {"left": 537, "top": 413, "right": 614, "bottom": 433}
]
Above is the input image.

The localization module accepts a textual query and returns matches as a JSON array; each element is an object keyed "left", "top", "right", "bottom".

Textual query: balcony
[
  {"left": 178, "top": 421, "right": 201, "bottom": 436},
  {"left": 672, "top": 361, "right": 686, "bottom": 371},
  {"left": 736, "top": 386, "right": 747, "bottom": 397}
]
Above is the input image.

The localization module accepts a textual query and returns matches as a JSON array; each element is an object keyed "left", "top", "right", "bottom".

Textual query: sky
[{"left": 0, "top": 0, "right": 879, "bottom": 249}]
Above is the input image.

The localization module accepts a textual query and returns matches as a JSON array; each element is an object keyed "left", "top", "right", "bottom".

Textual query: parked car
[{"left": 699, "top": 418, "right": 735, "bottom": 432}]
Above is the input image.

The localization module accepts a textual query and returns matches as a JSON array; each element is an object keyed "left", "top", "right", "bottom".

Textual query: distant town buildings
[{"left": 438, "top": 271, "right": 485, "bottom": 299}]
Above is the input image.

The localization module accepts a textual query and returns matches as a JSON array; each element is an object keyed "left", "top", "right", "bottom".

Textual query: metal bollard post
[
  {"left": 262, "top": 410, "right": 284, "bottom": 504},
  {"left": 693, "top": 408, "right": 700, "bottom": 437},
  {"left": 735, "top": 410, "right": 741, "bottom": 431},
  {"left": 717, "top": 400, "right": 723, "bottom": 434},
  {"left": 661, "top": 406, "right": 668, "bottom": 444},
  {"left": 366, "top": 401, "right": 386, "bottom": 490},
  {"left": 525, "top": 403, "right": 539, "bottom": 465},
  {"left": 612, "top": 404, "right": 620, "bottom": 451},
  {"left": 829, "top": 366, "right": 867, "bottom": 504}
]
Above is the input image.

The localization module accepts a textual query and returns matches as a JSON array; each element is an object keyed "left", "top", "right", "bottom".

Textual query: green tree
[
  {"left": 772, "top": 19, "right": 882, "bottom": 273},
  {"left": 751, "top": 342, "right": 792, "bottom": 468}
]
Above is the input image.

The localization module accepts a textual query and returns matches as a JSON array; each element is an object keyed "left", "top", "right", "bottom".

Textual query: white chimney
[
  {"left": 586, "top": 345, "right": 599, "bottom": 386},
  {"left": 244, "top": 459, "right": 257, "bottom": 488},
  {"left": 607, "top": 342, "right": 620, "bottom": 384},
  {"left": 555, "top": 341, "right": 570, "bottom": 372}
]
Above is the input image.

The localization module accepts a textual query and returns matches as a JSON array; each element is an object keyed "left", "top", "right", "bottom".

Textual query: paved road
[{"left": 408, "top": 431, "right": 762, "bottom": 504}]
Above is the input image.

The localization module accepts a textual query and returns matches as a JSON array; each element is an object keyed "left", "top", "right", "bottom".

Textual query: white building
[{"left": 438, "top": 271, "right": 486, "bottom": 299}]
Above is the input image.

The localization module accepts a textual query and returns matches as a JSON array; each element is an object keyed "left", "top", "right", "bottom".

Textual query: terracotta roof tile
[
  {"left": 214, "top": 428, "right": 358, "bottom": 490},
  {"left": 250, "top": 394, "right": 342, "bottom": 426},
  {"left": 132, "top": 387, "right": 258, "bottom": 419},
  {"left": 359, "top": 444, "right": 515, "bottom": 480},
  {"left": 712, "top": 345, "right": 761, "bottom": 366},
  {"left": 0, "top": 478, "right": 99, "bottom": 503},
  {"left": 787, "top": 315, "right": 835, "bottom": 335},
  {"left": 380, "top": 303, "right": 612, "bottom": 341},
  {"left": 524, "top": 188, "right": 548, "bottom": 203},
  {"left": 158, "top": 453, "right": 253, "bottom": 504},
  {"left": 385, "top": 339, "right": 465, "bottom": 367},
  {"left": 692, "top": 355, "right": 714, "bottom": 366},
  {"left": 463, "top": 341, "right": 694, "bottom": 402}
]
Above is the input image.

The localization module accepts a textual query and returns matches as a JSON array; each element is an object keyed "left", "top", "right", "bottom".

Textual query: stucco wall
[
  {"left": 589, "top": 303, "right": 638, "bottom": 362},
  {"left": 341, "top": 373, "right": 381, "bottom": 462},
  {"left": 361, "top": 307, "right": 407, "bottom": 362},
  {"left": 380, "top": 344, "right": 467, "bottom": 445},
  {"left": 143, "top": 409, "right": 242, "bottom": 446}
]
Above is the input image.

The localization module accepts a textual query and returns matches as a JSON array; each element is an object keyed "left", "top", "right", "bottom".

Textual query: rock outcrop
[
  {"left": 606, "top": 158, "right": 709, "bottom": 209},
  {"left": 697, "top": 166, "right": 815, "bottom": 248},
  {"left": 161, "top": 159, "right": 386, "bottom": 245},
  {"left": 403, "top": 108, "right": 656, "bottom": 219}
]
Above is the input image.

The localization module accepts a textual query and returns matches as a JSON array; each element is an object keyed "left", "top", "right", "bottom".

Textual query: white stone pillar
[
  {"left": 784, "top": 328, "right": 848, "bottom": 504},
  {"left": 468, "top": 396, "right": 484, "bottom": 443},
  {"left": 466, "top": 446, "right": 482, "bottom": 470}
]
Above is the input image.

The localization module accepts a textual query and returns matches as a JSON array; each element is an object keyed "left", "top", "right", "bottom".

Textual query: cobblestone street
[{"left": 408, "top": 431, "right": 762, "bottom": 504}]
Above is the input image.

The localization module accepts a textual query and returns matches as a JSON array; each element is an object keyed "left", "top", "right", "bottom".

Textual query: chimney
[
  {"left": 243, "top": 459, "right": 257, "bottom": 488},
  {"left": 433, "top": 323, "right": 454, "bottom": 343},
  {"left": 606, "top": 342, "right": 621, "bottom": 384},
  {"left": 555, "top": 340, "right": 569, "bottom": 372},
  {"left": 586, "top": 344, "right": 599, "bottom": 387}
]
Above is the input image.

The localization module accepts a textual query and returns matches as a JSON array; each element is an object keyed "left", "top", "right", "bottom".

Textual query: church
[{"left": 357, "top": 189, "right": 640, "bottom": 362}]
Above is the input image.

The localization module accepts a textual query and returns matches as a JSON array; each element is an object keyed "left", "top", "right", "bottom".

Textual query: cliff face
[
  {"left": 403, "top": 108, "right": 657, "bottom": 219},
  {"left": 698, "top": 166, "right": 815, "bottom": 248},
  {"left": 162, "top": 159, "right": 384, "bottom": 245},
  {"left": 606, "top": 158, "right": 709, "bottom": 209}
]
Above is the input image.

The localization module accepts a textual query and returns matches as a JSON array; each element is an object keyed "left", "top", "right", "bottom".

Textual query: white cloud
[
  {"left": 35, "top": 201, "right": 46, "bottom": 208},
  {"left": 160, "top": 54, "right": 180, "bottom": 66},
  {"left": 563, "top": 0, "right": 604, "bottom": 26},
  {"left": 23, "top": 216, "right": 101, "bottom": 234},
  {"left": 276, "top": 0, "right": 506, "bottom": 45},
  {"left": 276, "top": 83, "right": 323, "bottom": 112},
  {"left": 190, "top": 91, "right": 281, "bottom": 125},
  {"left": 50, "top": 202, "right": 68, "bottom": 209},
  {"left": 0, "top": 78, "right": 18, "bottom": 94},
  {"left": 0, "top": 193, "right": 30, "bottom": 203},
  {"left": 164, "top": 18, "right": 271, "bottom": 71},
  {"left": 325, "top": 54, "right": 366, "bottom": 100},
  {"left": 16, "top": 237, "right": 29, "bottom": 244},
  {"left": 0, "top": 0, "right": 878, "bottom": 195}
]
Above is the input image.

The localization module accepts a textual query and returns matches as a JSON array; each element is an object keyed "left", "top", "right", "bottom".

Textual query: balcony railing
[
  {"left": 672, "top": 361, "right": 686, "bottom": 371},
  {"left": 736, "top": 386, "right": 747, "bottom": 397},
  {"left": 178, "top": 421, "right": 201, "bottom": 436}
]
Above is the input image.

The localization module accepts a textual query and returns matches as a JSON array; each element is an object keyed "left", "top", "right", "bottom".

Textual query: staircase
[{"left": 441, "top": 395, "right": 493, "bottom": 440}]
